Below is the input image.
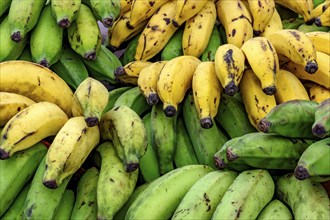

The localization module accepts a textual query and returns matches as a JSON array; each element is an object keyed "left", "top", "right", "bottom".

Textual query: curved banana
[
  {"left": 0, "top": 102, "right": 69, "bottom": 159},
  {"left": 241, "top": 36, "right": 279, "bottom": 95},
  {"left": 310, "top": 0, "right": 330, "bottom": 21},
  {"left": 192, "top": 61, "right": 222, "bottom": 129},
  {"left": 247, "top": 0, "right": 275, "bottom": 35},
  {"left": 182, "top": 1, "right": 217, "bottom": 58},
  {"left": 260, "top": 8, "right": 283, "bottom": 38},
  {"left": 309, "top": 83, "right": 330, "bottom": 103},
  {"left": 315, "top": 6, "right": 330, "bottom": 27},
  {"left": 214, "top": 44, "right": 246, "bottom": 96},
  {"left": 120, "top": 0, "right": 133, "bottom": 15},
  {"left": 157, "top": 55, "right": 201, "bottom": 117},
  {"left": 305, "top": 31, "right": 330, "bottom": 55},
  {"left": 114, "top": 60, "right": 152, "bottom": 85},
  {"left": 0, "top": 60, "right": 73, "bottom": 116},
  {"left": 274, "top": 0, "right": 313, "bottom": 22},
  {"left": 51, "top": 0, "right": 81, "bottom": 28},
  {"left": 174, "top": 0, "right": 209, "bottom": 26}
]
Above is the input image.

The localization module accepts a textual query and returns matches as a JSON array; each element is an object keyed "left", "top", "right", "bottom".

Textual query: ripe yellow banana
[
  {"left": 137, "top": 61, "right": 167, "bottom": 105},
  {"left": 157, "top": 55, "right": 201, "bottom": 117},
  {"left": 71, "top": 77, "right": 109, "bottom": 127},
  {"left": 315, "top": 5, "right": 330, "bottom": 27},
  {"left": 241, "top": 36, "right": 279, "bottom": 95},
  {"left": 309, "top": 83, "right": 330, "bottom": 103},
  {"left": 305, "top": 31, "right": 330, "bottom": 55},
  {"left": 0, "top": 61, "right": 73, "bottom": 116},
  {"left": 274, "top": 0, "right": 313, "bottom": 22},
  {"left": 247, "top": 0, "right": 275, "bottom": 35},
  {"left": 182, "top": 1, "right": 217, "bottom": 58},
  {"left": 216, "top": 0, "right": 253, "bottom": 48},
  {"left": 0, "top": 102, "right": 68, "bottom": 159},
  {"left": 114, "top": 60, "right": 152, "bottom": 85},
  {"left": 260, "top": 8, "right": 283, "bottom": 38},
  {"left": 192, "top": 61, "right": 222, "bottom": 129},
  {"left": 310, "top": 0, "right": 330, "bottom": 21},
  {"left": 43, "top": 116, "right": 100, "bottom": 189},
  {"left": 268, "top": 29, "right": 318, "bottom": 74},
  {"left": 0, "top": 92, "right": 36, "bottom": 127},
  {"left": 214, "top": 44, "right": 245, "bottom": 96},
  {"left": 120, "top": 0, "right": 133, "bottom": 15},
  {"left": 174, "top": 0, "right": 209, "bottom": 26},
  {"left": 239, "top": 69, "right": 277, "bottom": 129}
]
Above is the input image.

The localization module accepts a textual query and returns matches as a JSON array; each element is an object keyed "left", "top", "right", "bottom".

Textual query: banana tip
[
  {"left": 294, "top": 166, "right": 309, "bottom": 180},
  {"left": 314, "top": 18, "right": 322, "bottom": 27},
  {"left": 312, "top": 124, "right": 326, "bottom": 138},
  {"left": 304, "top": 61, "right": 318, "bottom": 74},
  {"left": 126, "top": 163, "right": 139, "bottom": 172},
  {"left": 147, "top": 93, "right": 159, "bottom": 105},
  {"left": 39, "top": 59, "right": 50, "bottom": 68},
  {"left": 258, "top": 119, "right": 271, "bottom": 133},
  {"left": 102, "top": 17, "right": 114, "bottom": 28},
  {"left": 114, "top": 66, "right": 125, "bottom": 77},
  {"left": 11, "top": 31, "right": 22, "bottom": 42},
  {"left": 0, "top": 148, "right": 9, "bottom": 160},
  {"left": 226, "top": 148, "right": 238, "bottom": 162},
  {"left": 214, "top": 156, "right": 227, "bottom": 169},
  {"left": 262, "top": 86, "right": 277, "bottom": 96},
  {"left": 200, "top": 117, "right": 213, "bottom": 129},
  {"left": 84, "top": 51, "right": 97, "bottom": 61},
  {"left": 43, "top": 179, "right": 58, "bottom": 189},
  {"left": 57, "top": 18, "right": 71, "bottom": 28},
  {"left": 85, "top": 117, "right": 99, "bottom": 127},
  {"left": 224, "top": 83, "right": 239, "bottom": 96},
  {"left": 164, "top": 106, "right": 176, "bottom": 117}
]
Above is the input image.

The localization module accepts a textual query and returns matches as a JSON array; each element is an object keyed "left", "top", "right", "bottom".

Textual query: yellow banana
[
  {"left": 305, "top": 31, "right": 330, "bottom": 55},
  {"left": 315, "top": 5, "right": 330, "bottom": 27},
  {"left": 274, "top": 0, "right": 313, "bottom": 22},
  {"left": 239, "top": 69, "right": 277, "bottom": 129},
  {"left": 260, "top": 8, "right": 283, "bottom": 38},
  {"left": 157, "top": 55, "right": 201, "bottom": 117},
  {"left": 114, "top": 60, "right": 152, "bottom": 85},
  {"left": 247, "top": 0, "right": 275, "bottom": 35},
  {"left": 174, "top": 0, "right": 209, "bottom": 26},
  {"left": 268, "top": 29, "right": 318, "bottom": 74},
  {"left": 309, "top": 83, "right": 330, "bottom": 103},
  {"left": 0, "top": 92, "right": 36, "bottom": 127},
  {"left": 182, "top": 1, "right": 217, "bottom": 58},
  {"left": 241, "top": 36, "right": 279, "bottom": 95},
  {"left": 120, "top": 0, "right": 133, "bottom": 15},
  {"left": 216, "top": 0, "right": 253, "bottom": 48},
  {"left": 310, "top": 0, "right": 330, "bottom": 21},
  {"left": 192, "top": 61, "right": 222, "bottom": 129},
  {"left": 214, "top": 44, "right": 245, "bottom": 96},
  {"left": 137, "top": 61, "right": 168, "bottom": 105}
]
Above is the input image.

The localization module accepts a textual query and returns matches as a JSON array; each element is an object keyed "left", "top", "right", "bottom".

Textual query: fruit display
[{"left": 0, "top": 0, "right": 330, "bottom": 219}]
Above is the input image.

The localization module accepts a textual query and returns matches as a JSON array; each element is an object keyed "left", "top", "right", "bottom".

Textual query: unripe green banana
[
  {"left": 212, "top": 169, "right": 275, "bottom": 220},
  {"left": 256, "top": 199, "right": 293, "bottom": 220},
  {"left": 161, "top": 28, "right": 183, "bottom": 61},
  {"left": 219, "top": 24, "right": 227, "bottom": 44},
  {"left": 282, "top": 17, "right": 305, "bottom": 29},
  {"left": 312, "top": 98, "right": 330, "bottom": 138},
  {"left": 0, "top": 0, "right": 11, "bottom": 17},
  {"left": 200, "top": 25, "right": 223, "bottom": 62},
  {"left": 276, "top": 173, "right": 330, "bottom": 220},
  {"left": 87, "top": 0, "right": 121, "bottom": 28},
  {"left": 18, "top": 45, "right": 33, "bottom": 62},
  {"left": 53, "top": 189, "right": 75, "bottom": 220},
  {"left": 51, "top": 0, "right": 81, "bottom": 28},
  {"left": 120, "top": 34, "right": 140, "bottom": 66},
  {"left": 103, "top": 86, "right": 133, "bottom": 113}
]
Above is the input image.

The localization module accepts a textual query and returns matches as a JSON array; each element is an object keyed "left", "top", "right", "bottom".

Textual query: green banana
[
  {"left": 83, "top": 44, "right": 122, "bottom": 85},
  {"left": 67, "top": 3, "right": 101, "bottom": 61},
  {"left": 312, "top": 98, "right": 330, "bottom": 138},
  {"left": 314, "top": 0, "right": 326, "bottom": 7},
  {"left": 183, "top": 91, "right": 229, "bottom": 168},
  {"left": 53, "top": 189, "right": 75, "bottom": 220},
  {"left": 172, "top": 170, "right": 238, "bottom": 220},
  {"left": 160, "top": 28, "right": 183, "bottom": 61},
  {"left": 103, "top": 86, "right": 133, "bottom": 113},
  {"left": 113, "top": 86, "right": 152, "bottom": 117},
  {"left": 173, "top": 116, "right": 199, "bottom": 168},
  {"left": 0, "top": 16, "right": 27, "bottom": 62},
  {"left": 256, "top": 199, "right": 293, "bottom": 220},
  {"left": 86, "top": 0, "right": 121, "bottom": 28},
  {"left": 215, "top": 93, "right": 257, "bottom": 139},
  {"left": 120, "top": 34, "right": 140, "bottom": 66},
  {"left": 282, "top": 18, "right": 305, "bottom": 29},
  {"left": 22, "top": 156, "right": 72, "bottom": 220},
  {"left": 0, "top": 0, "right": 11, "bottom": 17},
  {"left": 0, "top": 142, "right": 47, "bottom": 217},
  {"left": 276, "top": 173, "right": 330, "bottom": 220},
  {"left": 8, "top": 0, "right": 46, "bottom": 42},
  {"left": 140, "top": 112, "right": 160, "bottom": 183},
  {"left": 294, "top": 137, "right": 330, "bottom": 180},
  {"left": 70, "top": 167, "right": 99, "bottom": 220},
  {"left": 95, "top": 141, "right": 139, "bottom": 220},
  {"left": 212, "top": 169, "right": 275, "bottom": 220},
  {"left": 200, "top": 25, "right": 222, "bottom": 62},
  {"left": 18, "top": 45, "right": 33, "bottom": 62},
  {"left": 298, "top": 23, "right": 330, "bottom": 32},
  {"left": 258, "top": 100, "right": 319, "bottom": 138},
  {"left": 151, "top": 102, "right": 177, "bottom": 175},
  {"left": 218, "top": 24, "right": 227, "bottom": 44},
  {"left": 50, "top": 44, "right": 89, "bottom": 90},
  {"left": 125, "top": 165, "right": 214, "bottom": 220},
  {"left": 51, "top": 0, "right": 81, "bottom": 28}
]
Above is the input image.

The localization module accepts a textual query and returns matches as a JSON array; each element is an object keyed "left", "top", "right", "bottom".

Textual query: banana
[
  {"left": 282, "top": 50, "right": 330, "bottom": 89},
  {"left": 315, "top": 6, "right": 330, "bottom": 26},
  {"left": 95, "top": 141, "right": 139, "bottom": 220},
  {"left": 239, "top": 68, "right": 277, "bottom": 130},
  {"left": 0, "top": 0, "right": 11, "bottom": 17},
  {"left": 309, "top": 83, "right": 330, "bottom": 103},
  {"left": 0, "top": 102, "right": 68, "bottom": 159},
  {"left": 0, "top": 60, "right": 74, "bottom": 116},
  {"left": 8, "top": 0, "right": 46, "bottom": 42},
  {"left": 274, "top": 69, "right": 310, "bottom": 103},
  {"left": 0, "top": 143, "right": 47, "bottom": 217},
  {"left": 99, "top": 105, "right": 147, "bottom": 172},
  {"left": 0, "top": 16, "right": 27, "bottom": 62},
  {"left": 18, "top": 45, "right": 33, "bottom": 62},
  {"left": 0, "top": 92, "right": 36, "bottom": 127},
  {"left": 305, "top": 31, "right": 330, "bottom": 55},
  {"left": 274, "top": 0, "right": 314, "bottom": 22},
  {"left": 129, "top": 0, "right": 169, "bottom": 26},
  {"left": 151, "top": 102, "right": 177, "bottom": 174},
  {"left": 161, "top": 28, "right": 183, "bottom": 61},
  {"left": 282, "top": 17, "right": 305, "bottom": 29},
  {"left": 30, "top": 5, "right": 63, "bottom": 68},
  {"left": 172, "top": 170, "right": 238, "bottom": 220},
  {"left": 214, "top": 93, "right": 257, "bottom": 139},
  {"left": 53, "top": 189, "right": 75, "bottom": 220},
  {"left": 212, "top": 169, "right": 275, "bottom": 220},
  {"left": 247, "top": 0, "right": 275, "bottom": 35},
  {"left": 120, "top": 33, "right": 140, "bottom": 65},
  {"left": 87, "top": 0, "right": 120, "bottom": 28},
  {"left": 134, "top": 0, "right": 180, "bottom": 61},
  {"left": 192, "top": 61, "right": 222, "bottom": 129},
  {"left": 114, "top": 60, "right": 152, "bottom": 85},
  {"left": 113, "top": 86, "right": 152, "bottom": 116},
  {"left": 173, "top": 0, "right": 209, "bottom": 26},
  {"left": 83, "top": 44, "right": 122, "bottom": 85},
  {"left": 103, "top": 86, "right": 133, "bottom": 113},
  {"left": 71, "top": 77, "right": 109, "bottom": 127},
  {"left": 182, "top": 1, "right": 217, "bottom": 58},
  {"left": 120, "top": 0, "right": 132, "bottom": 15},
  {"left": 256, "top": 199, "right": 293, "bottom": 220},
  {"left": 183, "top": 91, "right": 229, "bottom": 168},
  {"left": 216, "top": 0, "right": 253, "bottom": 48},
  {"left": 157, "top": 55, "right": 201, "bottom": 117},
  {"left": 200, "top": 25, "right": 223, "bottom": 62},
  {"left": 258, "top": 100, "right": 318, "bottom": 138},
  {"left": 137, "top": 61, "right": 167, "bottom": 105},
  {"left": 67, "top": 3, "right": 101, "bottom": 61},
  {"left": 70, "top": 167, "right": 99, "bottom": 220},
  {"left": 51, "top": 0, "right": 81, "bottom": 28},
  {"left": 310, "top": 0, "right": 330, "bottom": 20},
  {"left": 276, "top": 173, "right": 330, "bottom": 220},
  {"left": 268, "top": 29, "right": 318, "bottom": 74},
  {"left": 22, "top": 156, "right": 72, "bottom": 220},
  {"left": 50, "top": 44, "right": 89, "bottom": 90},
  {"left": 43, "top": 116, "right": 100, "bottom": 188},
  {"left": 214, "top": 44, "right": 246, "bottom": 96},
  {"left": 312, "top": 98, "right": 330, "bottom": 138},
  {"left": 260, "top": 8, "right": 283, "bottom": 38},
  {"left": 125, "top": 164, "right": 214, "bottom": 220}
]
